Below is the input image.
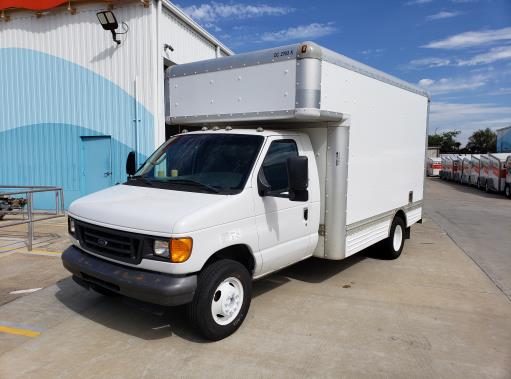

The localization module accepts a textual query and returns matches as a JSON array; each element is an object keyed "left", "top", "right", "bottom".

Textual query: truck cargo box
[
  {"left": 427, "top": 157, "right": 442, "bottom": 177},
  {"left": 488, "top": 153, "right": 511, "bottom": 192},
  {"left": 469, "top": 154, "right": 481, "bottom": 186}
]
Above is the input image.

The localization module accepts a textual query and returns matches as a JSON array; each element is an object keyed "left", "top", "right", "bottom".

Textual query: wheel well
[
  {"left": 203, "top": 245, "right": 256, "bottom": 274},
  {"left": 394, "top": 209, "right": 407, "bottom": 226}
]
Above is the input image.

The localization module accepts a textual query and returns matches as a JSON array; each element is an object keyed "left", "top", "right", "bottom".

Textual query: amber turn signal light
[{"left": 170, "top": 237, "right": 193, "bottom": 263}]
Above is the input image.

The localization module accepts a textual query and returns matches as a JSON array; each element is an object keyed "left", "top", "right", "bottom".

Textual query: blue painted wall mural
[{"left": 0, "top": 48, "right": 154, "bottom": 208}]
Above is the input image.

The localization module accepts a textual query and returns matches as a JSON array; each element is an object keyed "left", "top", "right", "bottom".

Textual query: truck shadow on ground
[
  {"left": 54, "top": 251, "right": 374, "bottom": 343},
  {"left": 429, "top": 177, "right": 506, "bottom": 200}
]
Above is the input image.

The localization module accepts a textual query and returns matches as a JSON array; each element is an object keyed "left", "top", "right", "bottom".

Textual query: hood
[{"left": 69, "top": 184, "right": 253, "bottom": 235}]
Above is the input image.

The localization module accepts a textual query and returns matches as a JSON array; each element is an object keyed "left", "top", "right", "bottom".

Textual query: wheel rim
[
  {"left": 506, "top": 186, "right": 510, "bottom": 197},
  {"left": 393, "top": 224, "right": 403, "bottom": 252},
  {"left": 211, "top": 277, "right": 244, "bottom": 325}
]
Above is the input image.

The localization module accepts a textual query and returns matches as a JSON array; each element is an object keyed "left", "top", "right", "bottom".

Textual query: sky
[{"left": 176, "top": 0, "right": 511, "bottom": 146}]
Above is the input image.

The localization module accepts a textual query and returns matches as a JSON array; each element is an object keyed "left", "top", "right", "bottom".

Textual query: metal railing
[{"left": 0, "top": 186, "right": 65, "bottom": 251}]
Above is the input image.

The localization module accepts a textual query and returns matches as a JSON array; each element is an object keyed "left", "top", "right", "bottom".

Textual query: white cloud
[
  {"left": 418, "top": 75, "right": 488, "bottom": 94},
  {"left": 429, "top": 102, "right": 511, "bottom": 143},
  {"left": 423, "top": 27, "right": 511, "bottom": 49},
  {"left": 488, "top": 87, "right": 511, "bottom": 96},
  {"left": 426, "top": 11, "right": 461, "bottom": 21},
  {"left": 361, "top": 48, "right": 384, "bottom": 55},
  {"left": 405, "top": 0, "right": 434, "bottom": 5},
  {"left": 259, "top": 23, "right": 337, "bottom": 43},
  {"left": 458, "top": 46, "right": 511, "bottom": 66},
  {"left": 181, "top": 2, "right": 294, "bottom": 23},
  {"left": 410, "top": 57, "right": 451, "bottom": 67}
]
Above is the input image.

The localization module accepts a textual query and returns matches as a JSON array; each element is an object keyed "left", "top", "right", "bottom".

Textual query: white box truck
[
  {"left": 441, "top": 155, "right": 454, "bottom": 180},
  {"left": 487, "top": 153, "right": 511, "bottom": 193},
  {"left": 505, "top": 156, "right": 511, "bottom": 198},
  {"left": 62, "top": 42, "right": 429, "bottom": 340},
  {"left": 469, "top": 154, "right": 481, "bottom": 186},
  {"left": 427, "top": 157, "right": 442, "bottom": 177},
  {"left": 461, "top": 156, "right": 471, "bottom": 184},
  {"left": 479, "top": 154, "right": 490, "bottom": 190}
]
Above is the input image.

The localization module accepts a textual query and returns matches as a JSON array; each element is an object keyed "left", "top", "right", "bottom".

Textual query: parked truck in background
[
  {"left": 461, "top": 156, "right": 471, "bottom": 184},
  {"left": 469, "top": 154, "right": 481, "bottom": 187},
  {"left": 427, "top": 157, "right": 442, "bottom": 177},
  {"left": 505, "top": 156, "right": 511, "bottom": 198},
  {"left": 479, "top": 154, "right": 490, "bottom": 190},
  {"left": 61, "top": 42, "right": 429, "bottom": 340},
  {"left": 487, "top": 153, "right": 511, "bottom": 193}
]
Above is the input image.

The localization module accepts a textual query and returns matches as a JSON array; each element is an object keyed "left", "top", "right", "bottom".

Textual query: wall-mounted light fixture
[
  {"left": 164, "top": 43, "right": 174, "bottom": 52},
  {"left": 0, "top": 10, "right": 10, "bottom": 22},
  {"left": 96, "top": 10, "right": 128, "bottom": 45},
  {"left": 67, "top": 1, "right": 76, "bottom": 15}
]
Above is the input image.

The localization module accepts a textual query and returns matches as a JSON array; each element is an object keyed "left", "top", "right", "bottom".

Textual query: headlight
[
  {"left": 154, "top": 240, "right": 170, "bottom": 258},
  {"left": 153, "top": 237, "right": 193, "bottom": 263},
  {"left": 68, "top": 218, "right": 76, "bottom": 235}
]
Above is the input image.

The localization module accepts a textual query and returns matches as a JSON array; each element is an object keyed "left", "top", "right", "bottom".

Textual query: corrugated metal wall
[
  {"left": 160, "top": 6, "right": 217, "bottom": 64},
  {"left": 0, "top": 1, "right": 230, "bottom": 209}
]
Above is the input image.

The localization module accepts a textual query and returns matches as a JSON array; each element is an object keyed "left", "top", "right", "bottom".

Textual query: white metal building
[{"left": 0, "top": 0, "right": 231, "bottom": 208}]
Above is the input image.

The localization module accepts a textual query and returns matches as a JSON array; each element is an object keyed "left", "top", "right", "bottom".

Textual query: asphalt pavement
[
  {"left": 0, "top": 180, "right": 510, "bottom": 378},
  {"left": 424, "top": 177, "right": 511, "bottom": 300}
]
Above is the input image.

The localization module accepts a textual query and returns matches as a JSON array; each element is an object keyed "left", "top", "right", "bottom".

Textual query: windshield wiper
[
  {"left": 129, "top": 175, "right": 154, "bottom": 187},
  {"left": 163, "top": 179, "right": 221, "bottom": 194}
]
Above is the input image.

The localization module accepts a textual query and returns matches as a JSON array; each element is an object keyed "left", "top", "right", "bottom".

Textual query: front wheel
[
  {"left": 380, "top": 216, "right": 406, "bottom": 260},
  {"left": 505, "top": 184, "right": 511, "bottom": 199},
  {"left": 188, "top": 259, "right": 252, "bottom": 341}
]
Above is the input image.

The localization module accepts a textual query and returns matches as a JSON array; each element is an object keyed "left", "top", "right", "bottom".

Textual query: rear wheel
[
  {"left": 505, "top": 184, "right": 511, "bottom": 199},
  {"left": 188, "top": 259, "right": 251, "bottom": 341},
  {"left": 380, "top": 216, "right": 406, "bottom": 260}
]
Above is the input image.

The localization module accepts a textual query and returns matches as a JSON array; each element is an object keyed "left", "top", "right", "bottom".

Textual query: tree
[
  {"left": 428, "top": 130, "right": 461, "bottom": 153},
  {"left": 465, "top": 128, "right": 496, "bottom": 153}
]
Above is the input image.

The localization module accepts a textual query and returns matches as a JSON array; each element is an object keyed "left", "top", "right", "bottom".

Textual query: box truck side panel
[{"left": 320, "top": 61, "right": 428, "bottom": 227}]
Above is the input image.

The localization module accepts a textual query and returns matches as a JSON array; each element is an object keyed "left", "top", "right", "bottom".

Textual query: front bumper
[{"left": 62, "top": 246, "right": 197, "bottom": 306}]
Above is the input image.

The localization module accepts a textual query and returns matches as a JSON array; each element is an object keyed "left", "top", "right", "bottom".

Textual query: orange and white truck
[{"left": 487, "top": 153, "right": 511, "bottom": 193}]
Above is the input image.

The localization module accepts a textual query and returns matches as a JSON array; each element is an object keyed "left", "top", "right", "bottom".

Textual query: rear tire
[
  {"left": 188, "top": 259, "right": 251, "bottom": 341},
  {"left": 380, "top": 216, "right": 406, "bottom": 260}
]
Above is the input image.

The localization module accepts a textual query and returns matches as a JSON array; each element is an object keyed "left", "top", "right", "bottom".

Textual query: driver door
[{"left": 253, "top": 136, "right": 312, "bottom": 275}]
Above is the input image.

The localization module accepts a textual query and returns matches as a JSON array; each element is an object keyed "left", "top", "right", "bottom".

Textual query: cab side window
[{"left": 261, "top": 140, "right": 298, "bottom": 192}]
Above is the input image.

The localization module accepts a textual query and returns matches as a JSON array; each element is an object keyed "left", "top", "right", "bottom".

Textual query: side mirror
[
  {"left": 126, "top": 151, "right": 136, "bottom": 176},
  {"left": 287, "top": 156, "right": 308, "bottom": 202}
]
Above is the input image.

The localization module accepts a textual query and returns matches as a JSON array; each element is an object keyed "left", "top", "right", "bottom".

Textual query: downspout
[{"left": 152, "top": 0, "right": 163, "bottom": 147}]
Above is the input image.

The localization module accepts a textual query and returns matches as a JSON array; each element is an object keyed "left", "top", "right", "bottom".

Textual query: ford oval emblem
[{"left": 97, "top": 238, "right": 108, "bottom": 247}]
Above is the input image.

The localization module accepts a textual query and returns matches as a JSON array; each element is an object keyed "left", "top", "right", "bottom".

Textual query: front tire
[
  {"left": 380, "top": 216, "right": 405, "bottom": 260},
  {"left": 188, "top": 259, "right": 252, "bottom": 341}
]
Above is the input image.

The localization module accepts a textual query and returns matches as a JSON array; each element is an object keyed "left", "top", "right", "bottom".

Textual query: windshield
[{"left": 126, "top": 133, "right": 264, "bottom": 194}]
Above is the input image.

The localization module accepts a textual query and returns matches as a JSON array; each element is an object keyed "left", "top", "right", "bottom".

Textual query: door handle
[
  {"left": 303, "top": 207, "right": 308, "bottom": 221},
  {"left": 104, "top": 171, "right": 112, "bottom": 177}
]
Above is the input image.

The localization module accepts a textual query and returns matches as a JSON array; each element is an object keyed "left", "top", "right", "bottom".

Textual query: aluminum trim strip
[
  {"left": 345, "top": 201, "right": 423, "bottom": 236},
  {"left": 167, "top": 109, "right": 343, "bottom": 126},
  {"left": 166, "top": 41, "right": 429, "bottom": 98}
]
